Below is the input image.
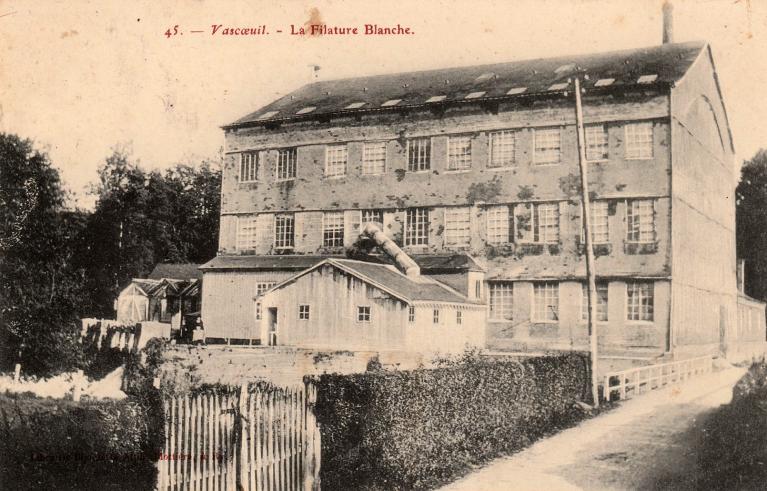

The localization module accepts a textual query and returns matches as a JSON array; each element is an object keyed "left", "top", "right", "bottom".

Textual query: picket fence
[{"left": 157, "top": 383, "right": 321, "bottom": 490}]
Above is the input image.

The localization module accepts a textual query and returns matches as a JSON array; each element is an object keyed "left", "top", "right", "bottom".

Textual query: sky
[{"left": 1, "top": 0, "right": 766, "bottom": 209}]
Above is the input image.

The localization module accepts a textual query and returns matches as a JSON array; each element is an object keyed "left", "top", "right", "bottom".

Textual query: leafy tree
[
  {"left": 0, "top": 134, "right": 89, "bottom": 375},
  {"left": 736, "top": 149, "right": 767, "bottom": 300},
  {"left": 79, "top": 149, "right": 221, "bottom": 317}
]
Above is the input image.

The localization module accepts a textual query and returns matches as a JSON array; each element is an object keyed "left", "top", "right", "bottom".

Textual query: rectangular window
[
  {"left": 362, "top": 142, "right": 387, "bottom": 175},
  {"left": 489, "top": 282, "right": 513, "bottom": 321},
  {"left": 407, "top": 137, "right": 431, "bottom": 171},
  {"left": 433, "top": 309, "right": 440, "bottom": 324},
  {"left": 585, "top": 124, "right": 609, "bottom": 161},
  {"left": 357, "top": 306, "right": 371, "bottom": 322},
  {"left": 582, "top": 201, "right": 609, "bottom": 244},
  {"left": 625, "top": 122, "right": 653, "bottom": 159},
  {"left": 276, "top": 148, "right": 297, "bottom": 180},
  {"left": 236, "top": 215, "right": 259, "bottom": 251},
  {"left": 533, "top": 203, "right": 560, "bottom": 244},
  {"left": 325, "top": 144, "right": 348, "bottom": 177},
  {"left": 240, "top": 152, "right": 258, "bottom": 182},
  {"left": 322, "top": 212, "right": 345, "bottom": 247},
  {"left": 456, "top": 310, "right": 462, "bottom": 325},
  {"left": 361, "top": 210, "right": 384, "bottom": 229},
  {"left": 444, "top": 207, "right": 471, "bottom": 248},
  {"left": 274, "top": 214, "right": 295, "bottom": 249},
  {"left": 488, "top": 130, "right": 517, "bottom": 168},
  {"left": 626, "top": 199, "right": 655, "bottom": 243},
  {"left": 581, "top": 283, "right": 609, "bottom": 322},
  {"left": 486, "top": 205, "right": 512, "bottom": 245},
  {"left": 408, "top": 306, "right": 415, "bottom": 323},
  {"left": 533, "top": 283, "right": 559, "bottom": 322},
  {"left": 627, "top": 281, "right": 654, "bottom": 321},
  {"left": 255, "top": 282, "right": 276, "bottom": 320},
  {"left": 534, "top": 127, "right": 561, "bottom": 164},
  {"left": 447, "top": 136, "right": 472, "bottom": 170},
  {"left": 405, "top": 208, "right": 429, "bottom": 246},
  {"left": 298, "top": 304, "right": 310, "bottom": 320}
]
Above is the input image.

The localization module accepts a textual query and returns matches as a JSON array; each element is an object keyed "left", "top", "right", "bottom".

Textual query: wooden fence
[
  {"left": 157, "top": 383, "right": 321, "bottom": 490},
  {"left": 601, "top": 355, "right": 714, "bottom": 402}
]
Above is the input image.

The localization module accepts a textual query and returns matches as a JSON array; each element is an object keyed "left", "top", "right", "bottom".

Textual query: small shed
[
  {"left": 258, "top": 258, "right": 485, "bottom": 353},
  {"left": 115, "top": 279, "right": 161, "bottom": 324}
]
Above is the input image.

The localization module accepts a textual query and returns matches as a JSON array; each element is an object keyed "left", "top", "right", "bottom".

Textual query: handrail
[{"left": 600, "top": 355, "right": 713, "bottom": 402}]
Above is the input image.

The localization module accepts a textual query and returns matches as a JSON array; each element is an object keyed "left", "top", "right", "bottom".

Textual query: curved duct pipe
[{"left": 359, "top": 223, "right": 420, "bottom": 278}]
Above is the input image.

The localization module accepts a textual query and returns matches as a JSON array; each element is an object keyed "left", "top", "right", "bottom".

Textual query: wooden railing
[
  {"left": 601, "top": 355, "right": 714, "bottom": 402},
  {"left": 158, "top": 383, "right": 320, "bottom": 490}
]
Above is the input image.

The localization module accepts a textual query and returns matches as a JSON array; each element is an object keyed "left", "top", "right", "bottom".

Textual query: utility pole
[{"left": 573, "top": 76, "right": 599, "bottom": 407}]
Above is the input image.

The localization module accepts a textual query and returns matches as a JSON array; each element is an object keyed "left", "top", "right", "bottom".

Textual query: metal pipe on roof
[{"left": 358, "top": 223, "right": 420, "bottom": 278}]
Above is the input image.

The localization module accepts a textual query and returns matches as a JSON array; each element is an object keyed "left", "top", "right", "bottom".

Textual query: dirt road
[{"left": 441, "top": 366, "right": 747, "bottom": 491}]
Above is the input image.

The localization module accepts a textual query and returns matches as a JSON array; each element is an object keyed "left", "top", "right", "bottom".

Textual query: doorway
[{"left": 268, "top": 307, "right": 278, "bottom": 346}]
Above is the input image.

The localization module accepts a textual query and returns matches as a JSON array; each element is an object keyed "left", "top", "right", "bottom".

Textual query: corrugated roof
[
  {"left": 148, "top": 263, "right": 203, "bottom": 280},
  {"left": 265, "top": 258, "right": 474, "bottom": 305},
  {"left": 227, "top": 41, "right": 705, "bottom": 128},
  {"left": 200, "top": 255, "right": 341, "bottom": 271},
  {"left": 333, "top": 259, "right": 471, "bottom": 304}
]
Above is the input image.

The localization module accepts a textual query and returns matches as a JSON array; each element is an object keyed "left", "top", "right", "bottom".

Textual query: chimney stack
[{"left": 662, "top": 1, "right": 674, "bottom": 44}]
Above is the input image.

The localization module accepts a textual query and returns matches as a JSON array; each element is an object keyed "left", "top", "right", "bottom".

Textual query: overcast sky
[{"left": 1, "top": 0, "right": 766, "bottom": 208}]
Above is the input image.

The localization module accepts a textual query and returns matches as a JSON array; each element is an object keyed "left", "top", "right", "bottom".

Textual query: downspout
[{"left": 358, "top": 223, "right": 420, "bottom": 278}]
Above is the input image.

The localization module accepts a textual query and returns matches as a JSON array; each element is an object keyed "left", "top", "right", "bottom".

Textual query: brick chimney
[{"left": 662, "top": 1, "right": 674, "bottom": 44}]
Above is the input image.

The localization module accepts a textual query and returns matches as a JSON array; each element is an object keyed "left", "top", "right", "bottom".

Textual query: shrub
[
  {"left": 312, "top": 353, "right": 589, "bottom": 490},
  {"left": 0, "top": 393, "right": 160, "bottom": 490}
]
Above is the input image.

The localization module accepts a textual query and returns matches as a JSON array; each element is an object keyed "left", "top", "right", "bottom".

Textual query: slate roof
[
  {"left": 148, "top": 263, "right": 203, "bottom": 281},
  {"left": 200, "top": 255, "right": 341, "bottom": 272},
  {"left": 226, "top": 41, "right": 705, "bottom": 129},
  {"left": 266, "top": 258, "right": 477, "bottom": 305},
  {"left": 201, "top": 253, "right": 484, "bottom": 276},
  {"left": 410, "top": 254, "right": 484, "bottom": 273}
]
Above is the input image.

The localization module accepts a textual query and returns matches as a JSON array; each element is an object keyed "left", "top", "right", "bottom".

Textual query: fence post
[{"left": 236, "top": 384, "right": 247, "bottom": 491}]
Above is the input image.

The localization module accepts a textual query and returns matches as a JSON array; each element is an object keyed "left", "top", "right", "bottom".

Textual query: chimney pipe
[{"left": 662, "top": 1, "right": 674, "bottom": 44}]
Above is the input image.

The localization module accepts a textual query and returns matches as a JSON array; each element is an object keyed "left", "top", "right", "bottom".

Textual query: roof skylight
[
  {"left": 594, "top": 78, "right": 615, "bottom": 87},
  {"left": 637, "top": 74, "right": 658, "bottom": 84},
  {"left": 425, "top": 95, "right": 447, "bottom": 103},
  {"left": 257, "top": 111, "right": 279, "bottom": 120},
  {"left": 464, "top": 91, "right": 486, "bottom": 99},
  {"left": 381, "top": 99, "right": 402, "bottom": 107},
  {"left": 345, "top": 102, "right": 366, "bottom": 109},
  {"left": 474, "top": 72, "right": 495, "bottom": 83},
  {"left": 548, "top": 82, "right": 569, "bottom": 91},
  {"left": 296, "top": 106, "right": 316, "bottom": 114},
  {"left": 506, "top": 87, "right": 527, "bottom": 95}
]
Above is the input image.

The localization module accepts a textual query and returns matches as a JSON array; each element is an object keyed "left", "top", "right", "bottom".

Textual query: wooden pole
[{"left": 573, "top": 76, "right": 600, "bottom": 408}]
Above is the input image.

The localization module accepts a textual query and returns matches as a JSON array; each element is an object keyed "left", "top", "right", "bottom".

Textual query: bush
[
  {"left": 0, "top": 393, "right": 160, "bottom": 490},
  {"left": 312, "top": 352, "right": 589, "bottom": 490}
]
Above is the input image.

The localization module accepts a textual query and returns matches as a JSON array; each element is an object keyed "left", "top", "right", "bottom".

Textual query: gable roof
[
  {"left": 148, "top": 263, "right": 203, "bottom": 281},
  {"left": 226, "top": 41, "right": 706, "bottom": 129},
  {"left": 263, "top": 258, "right": 477, "bottom": 305}
]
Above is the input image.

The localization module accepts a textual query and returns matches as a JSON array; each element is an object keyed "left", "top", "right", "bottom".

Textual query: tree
[
  {"left": 80, "top": 149, "right": 221, "bottom": 317},
  {"left": 736, "top": 149, "right": 767, "bottom": 300},
  {"left": 0, "top": 133, "right": 89, "bottom": 375}
]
